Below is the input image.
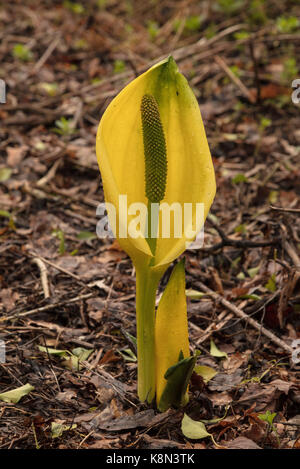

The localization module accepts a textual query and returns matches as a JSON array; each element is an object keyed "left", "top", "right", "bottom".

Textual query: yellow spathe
[{"left": 96, "top": 56, "right": 216, "bottom": 270}]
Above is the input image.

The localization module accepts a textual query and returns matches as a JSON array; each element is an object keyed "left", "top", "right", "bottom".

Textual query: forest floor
[{"left": 0, "top": 0, "right": 299, "bottom": 449}]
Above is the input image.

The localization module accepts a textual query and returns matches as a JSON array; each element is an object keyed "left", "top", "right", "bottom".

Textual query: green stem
[{"left": 135, "top": 265, "right": 161, "bottom": 403}]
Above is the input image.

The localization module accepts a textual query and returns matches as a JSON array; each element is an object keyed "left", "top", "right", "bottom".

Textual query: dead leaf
[
  {"left": 56, "top": 390, "right": 77, "bottom": 403},
  {"left": 141, "top": 434, "right": 185, "bottom": 449},
  {"left": 99, "top": 349, "right": 120, "bottom": 365},
  {"left": 209, "top": 391, "right": 233, "bottom": 406},
  {"left": 1, "top": 288, "right": 19, "bottom": 311},
  {"left": 237, "top": 380, "right": 294, "bottom": 411},
  {"left": 223, "top": 352, "right": 250, "bottom": 373},
  {"left": 208, "top": 370, "right": 243, "bottom": 391},
  {"left": 94, "top": 409, "right": 170, "bottom": 431},
  {"left": 224, "top": 436, "right": 262, "bottom": 449},
  {"left": 6, "top": 145, "right": 28, "bottom": 166}
]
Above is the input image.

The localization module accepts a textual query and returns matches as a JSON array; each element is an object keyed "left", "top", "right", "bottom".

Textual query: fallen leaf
[
  {"left": 55, "top": 390, "right": 77, "bottom": 403},
  {"left": 185, "top": 289, "right": 205, "bottom": 299},
  {"left": 224, "top": 436, "right": 262, "bottom": 449},
  {"left": 181, "top": 414, "right": 211, "bottom": 440},
  {"left": 95, "top": 409, "right": 170, "bottom": 431},
  {"left": 0, "top": 168, "right": 12, "bottom": 182},
  {"left": 0, "top": 383, "right": 34, "bottom": 403},
  {"left": 6, "top": 145, "right": 28, "bottom": 166},
  {"left": 223, "top": 352, "right": 250, "bottom": 372},
  {"left": 99, "top": 349, "right": 120, "bottom": 365},
  {"left": 194, "top": 365, "right": 218, "bottom": 383},
  {"left": 210, "top": 339, "right": 228, "bottom": 359},
  {"left": 51, "top": 420, "right": 77, "bottom": 438},
  {"left": 208, "top": 370, "right": 243, "bottom": 391},
  {"left": 1, "top": 288, "right": 19, "bottom": 311}
]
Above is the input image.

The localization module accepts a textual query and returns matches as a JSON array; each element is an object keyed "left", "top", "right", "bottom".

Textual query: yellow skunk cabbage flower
[{"left": 96, "top": 56, "right": 216, "bottom": 403}]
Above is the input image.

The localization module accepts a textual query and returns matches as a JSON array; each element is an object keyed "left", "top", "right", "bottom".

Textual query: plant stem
[{"left": 135, "top": 265, "right": 161, "bottom": 403}]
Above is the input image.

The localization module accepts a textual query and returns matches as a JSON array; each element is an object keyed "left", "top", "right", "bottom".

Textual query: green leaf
[
  {"left": 207, "top": 213, "right": 219, "bottom": 224},
  {"left": 181, "top": 413, "right": 211, "bottom": 439},
  {"left": 232, "top": 173, "right": 248, "bottom": 184},
  {"left": 51, "top": 421, "right": 77, "bottom": 439},
  {"left": 265, "top": 273, "right": 276, "bottom": 292},
  {"left": 113, "top": 59, "right": 126, "bottom": 74},
  {"left": 248, "top": 266, "right": 260, "bottom": 278},
  {"left": 158, "top": 354, "right": 197, "bottom": 412},
  {"left": 239, "top": 294, "right": 261, "bottom": 301},
  {"left": 0, "top": 168, "right": 12, "bottom": 182},
  {"left": 258, "top": 410, "right": 276, "bottom": 426},
  {"left": 72, "top": 347, "right": 93, "bottom": 361},
  {"left": 0, "top": 383, "right": 34, "bottom": 403},
  {"left": 52, "top": 229, "right": 65, "bottom": 255},
  {"left": 39, "top": 345, "right": 93, "bottom": 371},
  {"left": 76, "top": 231, "right": 97, "bottom": 240},
  {"left": 40, "top": 82, "right": 58, "bottom": 96},
  {"left": 210, "top": 339, "right": 228, "bottom": 358},
  {"left": 194, "top": 365, "right": 217, "bottom": 383},
  {"left": 12, "top": 44, "right": 33, "bottom": 61},
  {"left": 63, "top": 1, "right": 85, "bottom": 14},
  {"left": 38, "top": 346, "right": 68, "bottom": 357},
  {"left": 184, "top": 15, "right": 203, "bottom": 32},
  {"left": 276, "top": 16, "right": 299, "bottom": 33},
  {"left": 259, "top": 117, "right": 271, "bottom": 132},
  {"left": 268, "top": 191, "right": 278, "bottom": 204},
  {"left": 0, "top": 210, "right": 11, "bottom": 218},
  {"left": 185, "top": 289, "right": 205, "bottom": 299},
  {"left": 68, "top": 347, "right": 93, "bottom": 370},
  {"left": 234, "top": 223, "right": 246, "bottom": 234},
  {"left": 234, "top": 31, "right": 250, "bottom": 40},
  {"left": 118, "top": 348, "right": 137, "bottom": 362}
]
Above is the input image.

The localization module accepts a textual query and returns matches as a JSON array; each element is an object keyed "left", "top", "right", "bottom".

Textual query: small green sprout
[
  {"left": 248, "top": 0, "right": 267, "bottom": 25},
  {"left": 147, "top": 21, "right": 159, "bottom": 40},
  {"left": 13, "top": 44, "right": 33, "bottom": 62},
  {"left": 184, "top": 15, "right": 203, "bottom": 32},
  {"left": 205, "top": 23, "right": 217, "bottom": 39},
  {"left": 52, "top": 229, "right": 66, "bottom": 255},
  {"left": 113, "top": 59, "right": 126, "bottom": 74},
  {"left": 258, "top": 410, "right": 280, "bottom": 446},
  {"left": 276, "top": 16, "right": 299, "bottom": 33},
  {"left": 0, "top": 210, "right": 16, "bottom": 231},
  {"left": 259, "top": 117, "right": 272, "bottom": 133},
  {"left": 53, "top": 117, "right": 75, "bottom": 136},
  {"left": 234, "top": 31, "right": 251, "bottom": 41},
  {"left": 265, "top": 273, "right": 276, "bottom": 292},
  {"left": 97, "top": 0, "right": 107, "bottom": 9},
  {"left": 63, "top": 1, "right": 85, "bottom": 14},
  {"left": 215, "top": 0, "right": 243, "bottom": 15},
  {"left": 232, "top": 173, "right": 248, "bottom": 184},
  {"left": 73, "top": 39, "right": 88, "bottom": 50},
  {"left": 281, "top": 57, "right": 298, "bottom": 84},
  {"left": 234, "top": 223, "right": 246, "bottom": 234}
]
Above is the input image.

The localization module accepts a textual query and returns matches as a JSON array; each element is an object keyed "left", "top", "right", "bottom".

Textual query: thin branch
[
  {"left": 193, "top": 281, "right": 293, "bottom": 355},
  {"left": 32, "top": 257, "right": 50, "bottom": 299},
  {"left": 0, "top": 292, "right": 96, "bottom": 323}
]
